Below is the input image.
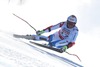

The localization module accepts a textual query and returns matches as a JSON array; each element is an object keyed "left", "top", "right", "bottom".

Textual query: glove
[
  {"left": 67, "top": 42, "right": 75, "bottom": 48},
  {"left": 60, "top": 45, "right": 68, "bottom": 53},
  {"left": 36, "top": 30, "right": 44, "bottom": 35}
]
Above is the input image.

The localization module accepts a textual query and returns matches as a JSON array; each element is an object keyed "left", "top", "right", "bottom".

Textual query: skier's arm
[
  {"left": 67, "top": 29, "right": 78, "bottom": 48},
  {"left": 56, "top": 30, "right": 78, "bottom": 49},
  {"left": 36, "top": 22, "right": 65, "bottom": 35},
  {"left": 56, "top": 28, "right": 78, "bottom": 49},
  {"left": 70, "top": 29, "right": 78, "bottom": 42},
  {"left": 51, "top": 38, "right": 74, "bottom": 49},
  {"left": 43, "top": 22, "right": 65, "bottom": 32}
]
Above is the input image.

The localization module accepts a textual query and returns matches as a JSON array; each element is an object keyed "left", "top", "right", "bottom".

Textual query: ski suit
[{"left": 33, "top": 21, "right": 78, "bottom": 48}]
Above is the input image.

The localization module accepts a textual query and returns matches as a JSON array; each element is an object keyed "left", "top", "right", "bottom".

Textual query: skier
[{"left": 14, "top": 15, "right": 78, "bottom": 52}]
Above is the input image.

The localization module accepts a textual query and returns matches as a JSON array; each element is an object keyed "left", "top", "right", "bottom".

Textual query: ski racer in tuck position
[{"left": 15, "top": 15, "right": 79, "bottom": 52}]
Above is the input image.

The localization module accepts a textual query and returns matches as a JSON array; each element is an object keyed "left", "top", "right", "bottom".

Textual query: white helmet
[{"left": 67, "top": 15, "right": 77, "bottom": 23}]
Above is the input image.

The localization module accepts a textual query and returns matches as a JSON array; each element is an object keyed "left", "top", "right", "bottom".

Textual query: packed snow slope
[{"left": 0, "top": 30, "right": 83, "bottom": 67}]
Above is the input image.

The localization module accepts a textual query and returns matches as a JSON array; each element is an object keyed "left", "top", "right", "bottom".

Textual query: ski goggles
[
  {"left": 67, "top": 21, "right": 76, "bottom": 25},
  {"left": 67, "top": 21, "right": 76, "bottom": 28}
]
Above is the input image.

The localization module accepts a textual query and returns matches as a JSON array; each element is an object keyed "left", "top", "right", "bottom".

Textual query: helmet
[{"left": 67, "top": 15, "right": 77, "bottom": 24}]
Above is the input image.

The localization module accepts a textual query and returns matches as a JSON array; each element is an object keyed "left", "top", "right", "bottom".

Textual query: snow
[{"left": 0, "top": 30, "right": 82, "bottom": 67}]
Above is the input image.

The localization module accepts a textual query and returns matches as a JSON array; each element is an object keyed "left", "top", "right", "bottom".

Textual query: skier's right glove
[
  {"left": 60, "top": 46, "right": 68, "bottom": 52},
  {"left": 36, "top": 30, "right": 45, "bottom": 35}
]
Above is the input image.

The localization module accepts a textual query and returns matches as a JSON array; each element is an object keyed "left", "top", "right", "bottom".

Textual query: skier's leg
[
  {"left": 49, "top": 39, "right": 68, "bottom": 47},
  {"left": 54, "top": 40, "right": 69, "bottom": 52},
  {"left": 48, "top": 35, "right": 54, "bottom": 42},
  {"left": 13, "top": 34, "right": 35, "bottom": 40},
  {"left": 48, "top": 40, "right": 61, "bottom": 47},
  {"left": 55, "top": 40, "right": 69, "bottom": 47},
  {"left": 31, "top": 34, "right": 49, "bottom": 41},
  {"left": 47, "top": 34, "right": 56, "bottom": 46},
  {"left": 13, "top": 34, "right": 48, "bottom": 41}
]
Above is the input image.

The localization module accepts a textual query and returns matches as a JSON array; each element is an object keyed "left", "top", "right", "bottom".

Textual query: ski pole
[
  {"left": 12, "top": 13, "right": 37, "bottom": 32},
  {"left": 65, "top": 51, "right": 81, "bottom": 62}
]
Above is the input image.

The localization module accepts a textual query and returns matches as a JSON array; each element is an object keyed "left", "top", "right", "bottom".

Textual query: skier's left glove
[{"left": 36, "top": 30, "right": 45, "bottom": 35}]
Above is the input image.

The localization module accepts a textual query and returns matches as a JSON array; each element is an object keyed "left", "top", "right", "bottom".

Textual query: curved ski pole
[
  {"left": 13, "top": 13, "right": 37, "bottom": 32},
  {"left": 65, "top": 51, "right": 81, "bottom": 62}
]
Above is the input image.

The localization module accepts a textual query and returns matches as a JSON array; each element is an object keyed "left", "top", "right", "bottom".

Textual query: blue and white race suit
[{"left": 33, "top": 21, "right": 78, "bottom": 48}]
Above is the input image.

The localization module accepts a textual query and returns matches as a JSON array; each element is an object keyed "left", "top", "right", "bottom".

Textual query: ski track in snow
[
  {"left": 0, "top": 31, "right": 56, "bottom": 67},
  {"left": 0, "top": 46, "right": 55, "bottom": 67}
]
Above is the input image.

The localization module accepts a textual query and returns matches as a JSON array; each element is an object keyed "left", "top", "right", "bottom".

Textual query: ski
[
  {"left": 13, "top": 34, "right": 35, "bottom": 40},
  {"left": 30, "top": 41, "right": 82, "bottom": 62},
  {"left": 30, "top": 41, "right": 64, "bottom": 53},
  {"left": 13, "top": 34, "right": 64, "bottom": 53}
]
